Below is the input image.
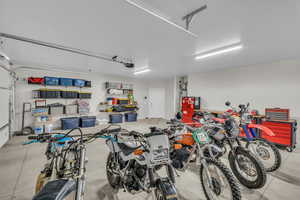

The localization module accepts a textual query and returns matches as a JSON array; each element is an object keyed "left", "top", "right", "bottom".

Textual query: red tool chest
[
  {"left": 265, "top": 108, "right": 290, "bottom": 121},
  {"left": 181, "top": 97, "right": 195, "bottom": 124},
  {"left": 261, "top": 120, "right": 297, "bottom": 152}
]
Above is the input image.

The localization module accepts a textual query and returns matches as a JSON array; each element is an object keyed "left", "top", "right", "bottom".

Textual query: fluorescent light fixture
[
  {"left": 195, "top": 43, "right": 243, "bottom": 60},
  {"left": 125, "top": 0, "right": 198, "bottom": 38},
  {"left": 0, "top": 51, "right": 10, "bottom": 61},
  {"left": 134, "top": 68, "right": 151, "bottom": 75}
]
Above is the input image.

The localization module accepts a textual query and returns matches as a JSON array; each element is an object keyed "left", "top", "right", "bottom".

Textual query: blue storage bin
[
  {"left": 61, "top": 117, "right": 79, "bottom": 130},
  {"left": 109, "top": 114, "right": 123, "bottom": 123},
  {"left": 125, "top": 112, "right": 137, "bottom": 122},
  {"left": 80, "top": 116, "right": 96, "bottom": 127},
  {"left": 73, "top": 79, "right": 85, "bottom": 87},
  {"left": 44, "top": 76, "right": 59, "bottom": 85},
  {"left": 59, "top": 78, "right": 73, "bottom": 86}
]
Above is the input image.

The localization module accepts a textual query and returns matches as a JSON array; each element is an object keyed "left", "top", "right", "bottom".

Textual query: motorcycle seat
[
  {"left": 118, "top": 143, "right": 141, "bottom": 156},
  {"left": 33, "top": 179, "right": 75, "bottom": 200}
]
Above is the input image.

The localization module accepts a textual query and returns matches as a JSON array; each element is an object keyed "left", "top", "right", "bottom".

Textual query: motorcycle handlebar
[{"left": 97, "top": 127, "right": 122, "bottom": 135}]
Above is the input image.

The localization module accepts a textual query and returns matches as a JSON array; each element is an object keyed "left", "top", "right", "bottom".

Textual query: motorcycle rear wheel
[{"left": 246, "top": 138, "right": 281, "bottom": 172}]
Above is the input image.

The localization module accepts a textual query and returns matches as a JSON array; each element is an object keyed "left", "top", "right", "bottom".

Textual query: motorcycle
[
  {"left": 24, "top": 127, "right": 121, "bottom": 200},
  {"left": 165, "top": 119, "right": 241, "bottom": 200},
  {"left": 191, "top": 112, "right": 267, "bottom": 189},
  {"left": 104, "top": 126, "right": 178, "bottom": 200},
  {"left": 225, "top": 101, "right": 282, "bottom": 172}
]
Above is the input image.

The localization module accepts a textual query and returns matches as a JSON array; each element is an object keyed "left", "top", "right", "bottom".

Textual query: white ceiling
[{"left": 0, "top": 0, "right": 300, "bottom": 78}]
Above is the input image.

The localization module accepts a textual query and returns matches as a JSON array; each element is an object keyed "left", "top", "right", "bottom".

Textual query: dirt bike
[
  {"left": 191, "top": 111, "right": 267, "bottom": 189},
  {"left": 165, "top": 119, "right": 241, "bottom": 200},
  {"left": 24, "top": 127, "right": 121, "bottom": 200},
  {"left": 104, "top": 126, "right": 178, "bottom": 200},
  {"left": 224, "top": 101, "right": 282, "bottom": 172}
]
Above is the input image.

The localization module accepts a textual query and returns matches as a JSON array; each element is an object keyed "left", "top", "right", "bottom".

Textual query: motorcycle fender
[
  {"left": 119, "top": 151, "right": 134, "bottom": 161},
  {"left": 212, "top": 117, "right": 225, "bottom": 123},
  {"left": 248, "top": 124, "right": 275, "bottom": 136},
  {"left": 156, "top": 178, "right": 177, "bottom": 200}
]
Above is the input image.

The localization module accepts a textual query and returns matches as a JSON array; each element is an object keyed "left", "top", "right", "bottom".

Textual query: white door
[{"left": 148, "top": 88, "right": 165, "bottom": 118}]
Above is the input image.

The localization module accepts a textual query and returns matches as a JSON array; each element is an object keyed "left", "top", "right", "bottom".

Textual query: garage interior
[{"left": 0, "top": 0, "right": 300, "bottom": 200}]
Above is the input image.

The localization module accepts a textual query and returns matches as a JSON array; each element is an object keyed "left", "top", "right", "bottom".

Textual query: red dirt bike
[{"left": 224, "top": 101, "right": 282, "bottom": 172}]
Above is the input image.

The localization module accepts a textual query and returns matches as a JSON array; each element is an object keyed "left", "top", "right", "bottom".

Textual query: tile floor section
[{"left": 0, "top": 119, "right": 299, "bottom": 200}]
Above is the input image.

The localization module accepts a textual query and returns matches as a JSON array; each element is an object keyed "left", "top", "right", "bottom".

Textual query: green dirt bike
[{"left": 165, "top": 119, "right": 241, "bottom": 200}]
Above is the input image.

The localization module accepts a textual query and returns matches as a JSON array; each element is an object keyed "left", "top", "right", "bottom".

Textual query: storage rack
[
  {"left": 32, "top": 84, "right": 91, "bottom": 117},
  {"left": 28, "top": 77, "right": 93, "bottom": 132},
  {"left": 100, "top": 82, "right": 138, "bottom": 123}
]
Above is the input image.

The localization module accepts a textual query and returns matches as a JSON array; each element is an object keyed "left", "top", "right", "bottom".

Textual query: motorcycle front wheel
[
  {"left": 246, "top": 138, "right": 281, "bottom": 172},
  {"left": 228, "top": 148, "right": 266, "bottom": 189},
  {"left": 200, "top": 158, "right": 241, "bottom": 200}
]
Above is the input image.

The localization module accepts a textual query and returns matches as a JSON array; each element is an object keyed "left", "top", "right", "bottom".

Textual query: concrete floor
[{"left": 0, "top": 119, "right": 300, "bottom": 200}]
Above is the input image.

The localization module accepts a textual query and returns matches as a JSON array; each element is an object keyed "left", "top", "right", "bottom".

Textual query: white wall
[
  {"left": 14, "top": 68, "right": 174, "bottom": 131},
  {"left": 0, "top": 59, "right": 11, "bottom": 147},
  {"left": 188, "top": 59, "right": 300, "bottom": 118}
]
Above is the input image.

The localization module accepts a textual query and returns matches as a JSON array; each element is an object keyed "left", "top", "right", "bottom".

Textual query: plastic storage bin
[
  {"left": 80, "top": 116, "right": 96, "bottom": 127},
  {"left": 49, "top": 104, "right": 64, "bottom": 115},
  {"left": 118, "top": 99, "right": 129, "bottom": 105},
  {"left": 61, "top": 117, "right": 80, "bottom": 130},
  {"left": 105, "top": 82, "right": 122, "bottom": 89},
  {"left": 28, "top": 77, "right": 44, "bottom": 84},
  {"left": 73, "top": 79, "right": 85, "bottom": 87},
  {"left": 65, "top": 104, "right": 78, "bottom": 115},
  {"left": 78, "top": 92, "right": 92, "bottom": 99},
  {"left": 59, "top": 78, "right": 73, "bottom": 86},
  {"left": 61, "top": 91, "right": 78, "bottom": 99},
  {"left": 109, "top": 114, "right": 123, "bottom": 123},
  {"left": 125, "top": 112, "right": 137, "bottom": 122},
  {"left": 44, "top": 77, "right": 59, "bottom": 85},
  {"left": 35, "top": 89, "right": 61, "bottom": 99}
]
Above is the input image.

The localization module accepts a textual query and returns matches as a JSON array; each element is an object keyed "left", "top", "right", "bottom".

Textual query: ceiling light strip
[
  {"left": 195, "top": 44, "right": 243, "bottom": 60},
  {"left": 134, "top": 68, "right": 151, "bottom": 75},
  {"left": 125, "top": 0, "right": 198, "bottom": 38}
]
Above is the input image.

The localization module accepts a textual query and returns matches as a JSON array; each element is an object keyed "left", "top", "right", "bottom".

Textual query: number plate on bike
[
  {"left": 152, "top": 148, "right": 169, "bottom": 164},
  {"left": 193, "top": 129, "right": 210, "bottom": 144}
]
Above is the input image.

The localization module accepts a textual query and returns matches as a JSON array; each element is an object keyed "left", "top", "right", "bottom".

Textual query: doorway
[{"left": 148, "top": 88, "right": 165, "bottom": 118}]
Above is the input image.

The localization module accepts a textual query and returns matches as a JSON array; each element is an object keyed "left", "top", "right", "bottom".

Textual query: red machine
[
  {"left": 261, "top": 120, "right": 297, "bottom": 152},
  {"left": 181, "top": 97, "right": 195, "bottom": 124}
]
